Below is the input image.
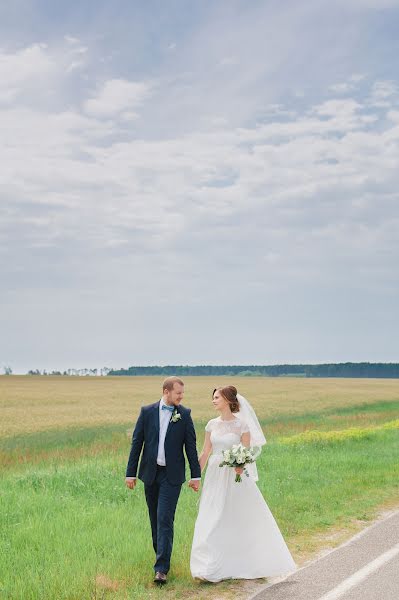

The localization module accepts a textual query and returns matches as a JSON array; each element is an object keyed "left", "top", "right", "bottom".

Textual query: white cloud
[
  {"left": 0, "top": 41, "right": 91, "bottom": 110},
  {"left": 218, "top": 56, "right": 238, "bottom": 67},
  {"left": 329, "top": 82, "right": 355, "bottom": 94},
  {"left": 0, "top": 43, "right": 54, "bottom": 90},
  {"left": 1, "top": 43, "right": 397, "bottom": 274},
  {"left": 1, "top": 0, "right": 399, "bottom": 369},
  {"left": 84, "top": 79, "right": 150, "bottom": 118},
  {"left": 350, "top": 73, "right": 366, "bottom": 82},
  {"left": 1, "top": 74, "right": 398, "bottom": 276},
  {"left": 66, "top": 60, "right": 85, "bottom": 73},
  {"left": 328, "top": 74, "right": 366, "bottom": 94},
  {"left": 64, "top": 35, "right": 80, "bottom": 45},
  {"left": 371, "top": 80, "right": 398, "bottom": 99}
]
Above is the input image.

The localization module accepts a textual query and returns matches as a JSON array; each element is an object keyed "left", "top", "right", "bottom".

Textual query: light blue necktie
[{"left": 162, "top": 405, "right": 174, "bottom": 412}]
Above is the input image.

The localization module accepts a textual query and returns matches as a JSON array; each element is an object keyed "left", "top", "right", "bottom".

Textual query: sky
[{"left": 1, "top": 0, "right": 399, "bottom": 373}]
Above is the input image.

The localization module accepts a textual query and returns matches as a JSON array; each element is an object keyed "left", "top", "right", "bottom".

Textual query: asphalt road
[{"left": 251, "top": 510, "right": 399, "bottom": 600}]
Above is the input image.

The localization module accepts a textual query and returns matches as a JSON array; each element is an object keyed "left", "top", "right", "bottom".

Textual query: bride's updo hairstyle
[{"left": 213, "top": 385, "right": 240, "bottom": 413}]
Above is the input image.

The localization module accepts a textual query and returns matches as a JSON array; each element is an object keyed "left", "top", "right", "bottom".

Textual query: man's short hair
[{"left": 163, "top": 376, "right": 184, "bottom": 392}]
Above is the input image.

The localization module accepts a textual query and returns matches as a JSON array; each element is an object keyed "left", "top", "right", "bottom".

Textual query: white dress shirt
[{"left": 157, "top": 398, "right": 172, "bottom": 466}]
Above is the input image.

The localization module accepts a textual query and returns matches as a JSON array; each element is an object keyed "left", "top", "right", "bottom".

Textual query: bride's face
[{"left": 212, "top": 390, "right": 229, "bottom": 412}]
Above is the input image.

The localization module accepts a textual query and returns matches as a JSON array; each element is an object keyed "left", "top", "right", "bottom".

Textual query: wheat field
[{"left": 2, "top": 375, "right": 399, "bottom": 437}]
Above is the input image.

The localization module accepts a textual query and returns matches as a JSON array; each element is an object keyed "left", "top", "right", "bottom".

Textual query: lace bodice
[{"left": 205, "top": 416, "right": 250, "bottom": 454}]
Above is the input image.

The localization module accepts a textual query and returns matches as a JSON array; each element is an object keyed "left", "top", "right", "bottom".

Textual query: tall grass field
[{"left": 1, "top": 376, "right": 398, "bottom": 599}]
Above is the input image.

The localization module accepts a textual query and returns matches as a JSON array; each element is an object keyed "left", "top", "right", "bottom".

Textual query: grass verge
[{"left": 1, "top": 427, "right": 398, "bottom": 599}]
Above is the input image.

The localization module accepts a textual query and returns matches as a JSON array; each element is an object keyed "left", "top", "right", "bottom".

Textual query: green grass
[
  {"left": 260, "top": 429, "right": 399, "bottom": 535},
  {"left": 1, "top": 428, "right": 398, "bottom": 599},
  {"left": 2, "top": 399, "right": 398, "bottom": 468},
  {"left": 0, "top": 378, "right": 398, "bottom": 599},
  {"left": 0, "top": 424, "right": 130, "bottom": 452},
  {"left": 263, "top": 399, "right": 399, "bottom": 436}
]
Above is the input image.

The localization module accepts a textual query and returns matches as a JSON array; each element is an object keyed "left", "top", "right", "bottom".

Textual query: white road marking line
[{"left": 316, "top": 542, "right": 399, "bottom": 600}]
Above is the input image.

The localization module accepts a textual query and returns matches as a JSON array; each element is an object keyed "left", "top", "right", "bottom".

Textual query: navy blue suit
[{"left": 126, "top": 401, "right": 201, "bottom": 573}]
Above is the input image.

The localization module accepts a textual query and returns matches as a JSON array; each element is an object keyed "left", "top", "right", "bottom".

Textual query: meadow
[{"left": 1, "top": 375, "right": 398, "bottom": 600}]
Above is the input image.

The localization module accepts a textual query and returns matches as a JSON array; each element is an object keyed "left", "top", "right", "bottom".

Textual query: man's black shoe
[{"left": 154, "top": 572, "right": 167, "bottom": 585}]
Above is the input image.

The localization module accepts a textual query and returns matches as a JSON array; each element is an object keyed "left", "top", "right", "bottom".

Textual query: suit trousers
[{"left": 144, "top": 465, "right": 182, "bottom": 574}]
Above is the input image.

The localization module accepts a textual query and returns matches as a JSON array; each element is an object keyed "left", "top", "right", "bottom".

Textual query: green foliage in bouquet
[{"left": 219, "top": 443, "right": 262, "bottom": 482}]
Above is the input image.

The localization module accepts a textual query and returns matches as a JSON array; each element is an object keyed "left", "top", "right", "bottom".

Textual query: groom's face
[{"left": 165, "top": 383, "right": 184, "bottom": 406}]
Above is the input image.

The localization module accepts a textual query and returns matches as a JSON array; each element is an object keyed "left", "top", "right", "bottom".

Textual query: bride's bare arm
[
  {"left": 241, "top": 431, "right": 250, "bottom": 448},
  {"left": 198, "top": 431, "right": 212, "bottom": 472}
]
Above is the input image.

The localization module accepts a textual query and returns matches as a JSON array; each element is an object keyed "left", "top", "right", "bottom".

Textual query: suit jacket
[{"left": 126, "top": 401, "right": 201, "bottom": 486}]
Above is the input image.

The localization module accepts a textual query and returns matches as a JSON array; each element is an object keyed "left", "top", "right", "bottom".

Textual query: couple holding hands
[{"left": 125, "top": 376, "right": 295, "bottom": 584}]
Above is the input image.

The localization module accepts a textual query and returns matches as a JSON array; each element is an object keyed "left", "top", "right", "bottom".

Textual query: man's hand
[
  {"left": 125, "top": 477, "right": 137, "bottom": 490},
  {"left": 188, "top": 479, "right": 201, "bottom": 492}
]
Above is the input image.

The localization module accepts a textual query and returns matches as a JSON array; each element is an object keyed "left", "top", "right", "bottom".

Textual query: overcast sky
[{"left": 1, "top": 0, "right": 399, "bottom": 373}]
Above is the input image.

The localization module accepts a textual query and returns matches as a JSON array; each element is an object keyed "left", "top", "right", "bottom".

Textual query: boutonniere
[{"left": 171, "top": 409, "right": 182, "bottom": 423}]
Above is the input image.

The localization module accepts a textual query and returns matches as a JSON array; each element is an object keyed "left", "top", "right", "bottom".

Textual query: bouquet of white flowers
[{"left": 219, "top": 443, "right": 261, "bottom": 482}]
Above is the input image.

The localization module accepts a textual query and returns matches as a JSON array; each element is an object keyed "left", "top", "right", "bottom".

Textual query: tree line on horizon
[
  {"left": 2, "top": 363, "right": 397, "bottom": 378},
  {"left": 25, "top": 367, "right": 112, "bottom": 376},
  {"left": 108, "top": 362, "right": 399, "bottom": 378}
]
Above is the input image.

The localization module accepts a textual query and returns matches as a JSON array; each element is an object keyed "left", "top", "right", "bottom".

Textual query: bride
[{"left": 190, "top": 385, "right": 296, "bottom": 582}]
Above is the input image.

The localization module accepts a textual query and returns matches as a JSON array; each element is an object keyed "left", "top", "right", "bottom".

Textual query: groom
[{"left": 125, "top": 376, "right": 201, "bottom": 584}]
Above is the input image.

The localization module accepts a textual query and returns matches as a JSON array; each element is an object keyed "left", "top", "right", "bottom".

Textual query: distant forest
[{"left": 108, "top": 363, "right": 399, "bottom": 378}]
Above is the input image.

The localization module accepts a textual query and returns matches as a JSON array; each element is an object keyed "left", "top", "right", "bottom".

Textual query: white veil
[{"left": 236, "top": 393, "right": 266, "bottom": 481}]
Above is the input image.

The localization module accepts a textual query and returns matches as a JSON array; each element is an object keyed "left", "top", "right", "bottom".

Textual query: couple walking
[{"left": 125, "top": 376, "right": 296, "bottom": 584}]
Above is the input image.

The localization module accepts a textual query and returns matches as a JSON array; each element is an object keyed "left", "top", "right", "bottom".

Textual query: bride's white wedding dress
[{"left": 190, "top": 415, "right": 296, "bottom": 582}]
